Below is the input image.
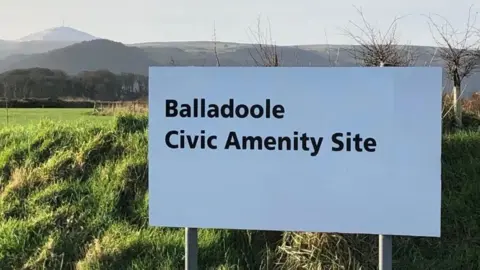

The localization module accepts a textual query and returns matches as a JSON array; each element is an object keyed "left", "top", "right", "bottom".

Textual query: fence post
[{"left": 5, "top": 97, "right": 8, "bottom": 126}]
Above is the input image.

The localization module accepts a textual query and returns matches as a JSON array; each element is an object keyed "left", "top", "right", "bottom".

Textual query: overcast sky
[{"left": 1, "top": 0, "right": 479, "bottom": 45}]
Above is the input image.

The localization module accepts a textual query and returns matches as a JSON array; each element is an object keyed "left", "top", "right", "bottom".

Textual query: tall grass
[
  {"left": 0, "top": 116, "right": 275, "bottom": 269},
  {"left": 0, "top": 113, "right": 479, "bottom": 269},
  {"left": 91, "top": 101, "right": 147, "bottom": 116}
]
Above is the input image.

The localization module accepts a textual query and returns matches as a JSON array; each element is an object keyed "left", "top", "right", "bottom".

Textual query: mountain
[
  {"left": 1, "top": 39, "right": 158, "bottom": 75},
  {"left": 0, "top": 27, "right": 99, "bottom": 60},
  {"left": 0, "top": 37, "right": 479, "bottom": 96},
  {"left": 17, "top": 26, "right": 97, "bottom": 42}
]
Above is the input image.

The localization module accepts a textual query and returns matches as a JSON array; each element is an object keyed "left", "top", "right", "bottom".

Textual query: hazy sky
[{"left": 1, "top": 0, "right": 479, "bottom": 45}]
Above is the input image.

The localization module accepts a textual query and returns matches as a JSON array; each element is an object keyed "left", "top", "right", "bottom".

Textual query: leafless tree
[
  {"left": 343, "top": 6, "right": 418, "bottom": 67},
  {"left": 324, "top": 29, "right": 341, "bottom": 66},
  {"left": 212, "top": 21, "right": 221, "bottom": 66},
  {"left": 247, "top": 16, "right": 280, "bottom": 67},
  {"left": 426, "top": 5, "right": 480, "bottom": 127},
  {"left": 169, "top": 56, "right": 176, "bottom": 66}
]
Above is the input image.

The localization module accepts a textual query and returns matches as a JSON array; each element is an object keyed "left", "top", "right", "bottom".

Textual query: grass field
[
  {"left": 0, "top": 102, "right": 478, "bottom": 269},
  {"left": 0, "top": 112, "right": 478, "bottom": 269},
  {"left": 0, "top": 108, "right": 113, "bottom": 126}
]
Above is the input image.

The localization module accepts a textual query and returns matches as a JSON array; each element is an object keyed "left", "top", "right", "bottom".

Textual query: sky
[{"left": 0, "top": 0, "right": 479, "bottom": 46}]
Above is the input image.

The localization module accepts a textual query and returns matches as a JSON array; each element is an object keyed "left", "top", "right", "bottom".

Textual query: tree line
[{"left": 0, "top": 68, "right": 148, "bottom": 101}]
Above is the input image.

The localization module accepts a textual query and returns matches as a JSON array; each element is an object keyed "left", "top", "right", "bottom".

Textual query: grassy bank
[
  {"left": 0, "top": 115, "right": 479, "bottom": 269},
  {"left": 0, "top": 115, "right": 275, "bottom": 269}
]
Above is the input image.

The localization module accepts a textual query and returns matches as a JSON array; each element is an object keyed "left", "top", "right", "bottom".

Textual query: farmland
[{"left": 0, "top": 108, "right": 112, "bottom": 126}]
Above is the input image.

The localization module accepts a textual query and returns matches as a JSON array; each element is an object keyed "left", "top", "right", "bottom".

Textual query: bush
[{"left": 442, "top": 93, "right": 480, "bottom": 133}]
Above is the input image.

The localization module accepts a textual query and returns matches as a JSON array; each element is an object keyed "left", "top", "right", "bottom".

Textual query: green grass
[
  {"left": 0, "top": 108, "right": 112, "bottom": 126},
  {"left": 0, "top": 115, "right": 275, "bottom": 270},
  {"left": 0, "top": 114, "right": 478, "bottom": 269}
]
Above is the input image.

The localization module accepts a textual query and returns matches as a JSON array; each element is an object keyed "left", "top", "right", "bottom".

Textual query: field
[
  {"left": 0, "top": 103, "right": 479, "bottom": 269},
  {"left": 0, "top": 108, "right": 112, "bottom": 126}
]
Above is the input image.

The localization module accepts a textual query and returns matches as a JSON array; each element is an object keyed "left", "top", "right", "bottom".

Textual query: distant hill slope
[
  {"left": 0, "top": 26, "right": 98, "bottom": 59},
  {"left": 17, "top": 26, "right": 97, "bottom": 42},
  {"left": 0, "top": 39, "right": 479, "bottom": 95},
  {"left": 0, "top": 40, "right": 78, "bottom": 60},
  {"left": 1, "top": 39, "right": 159, "bottom": 75}
]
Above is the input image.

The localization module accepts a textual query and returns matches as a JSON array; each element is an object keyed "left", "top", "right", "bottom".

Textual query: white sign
[{"left": 148, "top": 67, "right": 442, "bottom": 237}]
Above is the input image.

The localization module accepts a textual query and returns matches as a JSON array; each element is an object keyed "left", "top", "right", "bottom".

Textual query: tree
[
  {"left": 426, "top": 5, "right": 480, "bottom": 128},
  {"left": 247, "top": 16, "right": 280, "bottom": 67},
  {"left": 344, "top": 6, "right": 418, "bottom": 67},
  {"left": 169, "top": 57, "right": 176, "bottom": 66},
  {"left": 212, "top": 21, "right": 221, "bottom": 66},
  {"left": 324, "top": 29, "right": 341, "bottom": 67},
  {"left": 0, "top": 68, "right": 148, "bottom": 101}
]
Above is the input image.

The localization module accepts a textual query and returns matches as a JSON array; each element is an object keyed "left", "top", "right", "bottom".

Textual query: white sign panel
[{"left": 148, "top": 67, "right": 442, "bottom": 237}]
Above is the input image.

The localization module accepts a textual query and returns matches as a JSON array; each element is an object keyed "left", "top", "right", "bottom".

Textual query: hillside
[
  {"left": 0, "top": 27, "right": 98, "bottom": 60},
  {"left": 1, "top": 40, "right": 159, "bottom": 75},
  {"left": 17, "top": 26, "right": 97, "bottom": 42},
  {"left": 0, "top": 40, "right": 77, "bottom": 60},
  {"left": 0, "top": 115, "right": 479, "bottom": 269},
  {"left": 0, "top": 39, "right": 479, "bottom": 95}
]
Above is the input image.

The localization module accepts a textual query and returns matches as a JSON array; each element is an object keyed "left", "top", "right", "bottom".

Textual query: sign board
[{"left": 148, "top": 66, "right": 442, "bottom": 237}]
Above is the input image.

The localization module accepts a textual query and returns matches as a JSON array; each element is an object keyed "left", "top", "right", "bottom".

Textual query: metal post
[
  {"left": 185, "top": 227, "right": 198, "bottom": 270},
  {"left": 379, "top": 234, "right": 392, "bottom": 270},
  {"left": 377, "top": 62, "right": 392, "bottom": 270}
]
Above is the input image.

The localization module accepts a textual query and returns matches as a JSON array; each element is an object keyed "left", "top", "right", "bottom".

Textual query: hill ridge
[
  {"left": 0, "top": 39, "right": 479, "bottom": 96},
  {"left": 18, "top": 26, "right": 98, "bottom": 42}
]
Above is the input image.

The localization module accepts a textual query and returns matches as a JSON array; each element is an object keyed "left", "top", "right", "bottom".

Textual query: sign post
[
  {"left": 378, "top": 61, "right": 393, "bottom": 270},
  {"left": 379, "top": 234, "right": 392, "bottom": 270},
  {"left": 185, "top": 227, "right": 198, "bottom": 270},
  {"left": 148, "top": 66, "right": 442, "bottom": 269}
]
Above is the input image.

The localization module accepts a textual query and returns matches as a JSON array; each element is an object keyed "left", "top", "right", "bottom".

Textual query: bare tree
[
  {"left": 247, "top": 16, "right": 280, "bottom": 67},
  {"left": 426, "top": 5, "right": 480, "bottom": 127},
  {"left": 212, "top": 21, "right": 221, "bottom": 66},
  {"left": 343, "top": 6, "right": 418, "bottom": 67},
  {"left": 169, "top": 56, "right": 176, "bottom": 66},
  {"left": 324, "top": 29, "right": 341, "bottom": 66}
]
